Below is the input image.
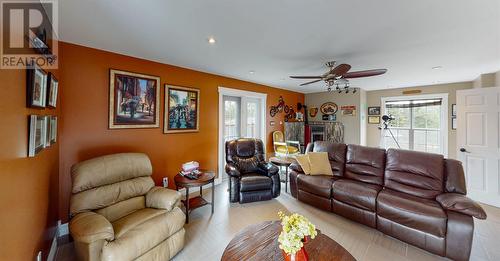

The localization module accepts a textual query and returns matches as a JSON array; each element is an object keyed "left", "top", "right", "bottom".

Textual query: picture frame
[
  {"left": 451, "top": 104, "right": 457, "bottom": 117},
  {"left": 452, "top": 117, "right": 457, "bottom": 130},
  {"left": 368, "top": 106, "right": 381, "bottom": 115},
  {"left": 47, "top": 73, "right": 58, "bottom": 108},
  {"left": 368, "top": 116, "right": 380, "bottom": 124},
  {"left": 27, "top": 64, "right": 48, "bottom": 108},
  {"left": 28, "top": 115, "right": 47, "bottom": 157},
  {"left": 164, "top": 85, "right": 200, "bottom": 133},
  {"left": 109, "top": 69, "right": 160, "bottom": 129},
  {"left": 49, "top": 116, "right": 57, "bottom": 144},
  {"left": 44, "top": 116, "right": 51, "bottom": 147}
]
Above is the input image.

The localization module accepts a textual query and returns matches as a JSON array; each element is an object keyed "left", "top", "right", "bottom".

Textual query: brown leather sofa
[
  {"left": 225, "top": 138, "right": 280, "bottom": 203},
  {"left": 289, "top": 141, "right": 487, "bottom": 261},
  {"left": 69, "top": 153, "right": 185, "bottom": 261}
]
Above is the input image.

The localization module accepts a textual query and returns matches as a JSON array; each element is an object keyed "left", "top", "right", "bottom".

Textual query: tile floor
[{"left": 56, "top": 182, "right": 500, "bottom": 261}]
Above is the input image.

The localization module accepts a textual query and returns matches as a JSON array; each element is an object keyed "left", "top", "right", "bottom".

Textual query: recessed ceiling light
[
  {"left": 207, "top": 37, "right": 216, "bottom": 44},
  {"left": 249, "top": 70, "right": 255, "bottom": 74},
  {"left": 432, "top": 66, "right": 443, "bottom": 70}
]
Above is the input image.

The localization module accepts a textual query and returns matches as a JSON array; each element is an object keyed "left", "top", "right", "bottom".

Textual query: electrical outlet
[
  {"left": 162, "top": 177, "right": 168, "bottom": 188},
  {"left": 36, "top": 251, "right": 42, "bottom": 261}
]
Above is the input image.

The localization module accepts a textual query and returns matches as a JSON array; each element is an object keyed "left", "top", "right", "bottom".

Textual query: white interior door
[{"left": 457, "top": 87, "right": 500, "bottom": 207}]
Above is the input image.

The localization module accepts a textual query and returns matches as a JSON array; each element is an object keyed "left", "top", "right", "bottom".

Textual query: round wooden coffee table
[
  {"left": 221, "top": 221, "right": 356, "bottom": 261},
  {"left": 174, "top": 171, "right": 215, "bottom": 224}
]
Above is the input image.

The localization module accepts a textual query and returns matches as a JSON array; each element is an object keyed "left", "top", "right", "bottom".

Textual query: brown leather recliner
[
  {"left": 69, "top": 153, "right": 185, "bottom": 261},
  {"left": 289, "top": 142, "right": 487, "bottom": 261},
  {"left": 225, "top": 138, "right": 280, "bottom": 203}
]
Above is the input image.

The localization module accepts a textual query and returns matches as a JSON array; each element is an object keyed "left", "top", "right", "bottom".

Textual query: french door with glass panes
[
  {"left": 223, "top": 95, "right": 261, "bottom": 142},
  {"left": 381, "top": 94, "right": 448, "bottom": 156}
]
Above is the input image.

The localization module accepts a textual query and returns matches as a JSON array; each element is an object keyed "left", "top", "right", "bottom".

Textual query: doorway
[{"left": 218, "top": 87, "right": 267, "bottom": 182}]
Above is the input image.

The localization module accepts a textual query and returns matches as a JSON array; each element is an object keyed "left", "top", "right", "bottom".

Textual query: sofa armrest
[
  {"left": 289, "top": 162, "right": 304, "bottom": 173},
  {"left": 258, "top": 161, "right": 279, "bottom": 176},
  {"left": 70, "top": 212, "right": 114, "bottom": 244},
  {"left": 225, "top": 163, "right": 241, "bottom": 177},
  {"left": 146, "top": 186, "right": 181, "bottom": 211},
  {"left": 436, "top": 193, "right": 487, "bottom": 219}
]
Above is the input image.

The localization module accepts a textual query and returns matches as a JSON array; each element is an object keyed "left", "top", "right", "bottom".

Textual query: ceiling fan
[{"left": 290, "top": 61, "right": 387, "bottom": 93}]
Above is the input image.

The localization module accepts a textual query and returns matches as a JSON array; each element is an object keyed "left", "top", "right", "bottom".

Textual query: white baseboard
[{"left": 47, "top": 234, "right": 57, "bottom": 261}]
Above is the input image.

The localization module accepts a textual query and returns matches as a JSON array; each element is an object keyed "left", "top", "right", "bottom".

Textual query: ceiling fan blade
[
  {"left": 343, "top": 69, "right": 387, "bottom": 79},
  {"left": 300, "top": 79, "right": 322, "bottom": 86},
  {"left": 290, "top": 76, "right": 323, "bottom": 79},
  {"left": 330, "top": 64, "right": 352, "bottom": 77}
]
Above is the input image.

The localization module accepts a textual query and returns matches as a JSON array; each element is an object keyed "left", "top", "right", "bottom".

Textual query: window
[{"left": 381, "top": 94, "right": 448, "bottom": 156}]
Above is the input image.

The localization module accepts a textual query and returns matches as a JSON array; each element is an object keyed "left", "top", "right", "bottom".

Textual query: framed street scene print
[
  {"left": 109, "top": 69, "right": 160, "bottom": 129},
  {"left": 164, "top": 85, "right": 200, "bottom": 133}
]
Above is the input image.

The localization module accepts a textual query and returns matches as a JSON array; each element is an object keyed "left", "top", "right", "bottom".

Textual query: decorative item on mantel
[{"left": 278, "top": 211, "right": 317, "bottom": 261}]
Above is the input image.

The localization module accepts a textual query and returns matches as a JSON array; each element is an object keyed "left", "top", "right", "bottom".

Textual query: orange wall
[
  {"left": 0, "top": 69, "right": 60, "bottom": 259},
  {"left": 59, "top": 42, "right": 304, "bottom": 222}
]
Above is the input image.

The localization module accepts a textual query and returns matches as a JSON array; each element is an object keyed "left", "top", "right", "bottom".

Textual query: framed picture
[
  {"left": 28, "top": 115, "right": 47, "bottom": 157},
  {"left": 452, "top": 117, "right": 457, "bottom": 130},
  {"left": 165, "top": 85, "right": 200, "bottom": 133},
  {"left": 27, "top": 64, "right": 48, "bottom": 108},
  {"left": 320, "top": 102, "right": 338, "bottom": 115},
  {"left": 47, "top": 73, "right": 58, "bottom": 107},
  {"left": 44, "top": 116, "right": 51, "bottom": 147},
  {"left": 368, "top": 116, "right": 380, "bottom": 124},
  {"left": 451, "top": 104, "right": 457, "bottom": 117},
  {"left": 368, "top": 106, "right": 381, "bottom": 115},
  {"left": 109, "top": 69, "right": 160, "bottom": 129}
]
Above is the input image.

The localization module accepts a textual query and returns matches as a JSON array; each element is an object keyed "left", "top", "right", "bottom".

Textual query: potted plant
[{"left": 278, "top": 211, "right": 317, "bottom": 261}]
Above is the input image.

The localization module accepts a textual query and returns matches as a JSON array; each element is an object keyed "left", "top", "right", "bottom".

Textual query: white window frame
[
  {"left": 381, "top": 93, "right": 448, "bottom": 157},
  {"left": 218, "top": 87, "right": 267, "bottom": 184}
]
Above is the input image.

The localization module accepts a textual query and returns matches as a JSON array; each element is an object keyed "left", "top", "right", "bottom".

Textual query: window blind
[{"left": 385, "top": 98, "right": 442, "bottom": 109}]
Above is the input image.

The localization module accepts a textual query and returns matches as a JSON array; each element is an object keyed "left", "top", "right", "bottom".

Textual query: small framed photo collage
[{"left": 27, "top": 64, "right": 58, "bottom": 157}]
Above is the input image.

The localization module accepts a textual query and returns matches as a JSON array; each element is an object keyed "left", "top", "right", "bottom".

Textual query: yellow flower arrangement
[{"left": 277, "top": 211, "right": 317, "bottom": 255}]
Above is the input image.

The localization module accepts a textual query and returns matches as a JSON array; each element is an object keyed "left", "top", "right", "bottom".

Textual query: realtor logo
[{"left": 1, "top": 0, "right": 58, "bottom": 69}]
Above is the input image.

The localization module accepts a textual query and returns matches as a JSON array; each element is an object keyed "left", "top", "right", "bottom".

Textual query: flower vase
[{"left": 283, "top": 237, "right": 309, "bottom": 261}]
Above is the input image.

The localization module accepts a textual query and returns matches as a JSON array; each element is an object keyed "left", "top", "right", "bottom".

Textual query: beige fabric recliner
[{"left": 69, "top": 153, "right": 185, "bottom": 261}]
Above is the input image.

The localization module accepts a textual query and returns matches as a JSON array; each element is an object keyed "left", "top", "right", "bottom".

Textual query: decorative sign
[
  {"left": 322, "top": 114, "right": 336, "bottom": 121},
  {"left": 341, "top": 105, "right": 356, "bottom": 116},
  {"left": 320, "top": 102, "right": 338, "bottom": 115},
  {"left": 309, "top": 107, "right": 318, "bottom": 117}
]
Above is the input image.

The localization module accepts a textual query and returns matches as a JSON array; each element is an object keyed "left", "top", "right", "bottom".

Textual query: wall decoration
[
  {"left": 269, "top": 96, "right": 298, "bottom": 121},
  {"left": 451, "top": 104, "right": 457, "bottom": 117},
  {"left": 49, "top": 116, "right": 57, "bottom": 144},
  {"left": 28, "top": 115, "right": 47, "bottom": 157},
  {"left": 452, "top": 117, "right": 457, "bottom": 130},
  {"left": 44, "top": 116, "right": 51, "bottom": 147},
  {"left": 320, "top": 102, "right": 338, "bottom": 115},
  {"left": 27, "top": 64, "right": 48, "bottom": 108},
  {"left": 109, "top": 69, "right": 160, "bottom": 129},
  {"left": 368, "top": 116, "right": 380, "bottom": 124},
  {"left": 46, "top": 73, "right": 58, "bottom": 108},
  {"left": 270, "top": 121, "right": 276, "bottom": 126},
  {"left": 309, "top": 107, "right": 318, "bottom": 118},
  {"left": 270, "top": 106, "right": 278, "bottom": 117},
  {"left": 165, "top": 85, "right": 200, "bottom": 133},
  {"left": 322, "top": 114, "right": 336, "bottom": 121},
  {"left": 341, "top": 105, "right": 357, "bottom": 116},
  {"left": 368, "top": 106, "right": 381, "bottom": 115}
]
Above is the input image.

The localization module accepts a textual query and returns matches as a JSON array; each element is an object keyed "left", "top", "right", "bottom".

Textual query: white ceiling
[{"left": 59, "top": 0, "right": 500, "bottom": 93}]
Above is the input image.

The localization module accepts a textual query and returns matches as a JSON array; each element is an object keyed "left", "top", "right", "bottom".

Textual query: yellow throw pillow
[
  {"left": 294, "top": 154, "right": 311, "bottom": 175},
  {"left": 308, "top": 152, "right": 334, "bottom": 176}
]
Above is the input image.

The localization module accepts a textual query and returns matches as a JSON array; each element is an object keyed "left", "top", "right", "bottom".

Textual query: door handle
[{"left": 459, "top": 148, "right": 469, "bottom": 153}]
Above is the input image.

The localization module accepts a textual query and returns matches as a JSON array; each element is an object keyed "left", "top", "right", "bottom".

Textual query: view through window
[{"left": 382, "top": 97, "right": 445, "bottom": 155}]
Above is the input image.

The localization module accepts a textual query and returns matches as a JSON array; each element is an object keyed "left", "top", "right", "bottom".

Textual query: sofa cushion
[
  {"left": 239, "top": 173, "right": 272, "bottom": 192},
  {"left": 308, "top": 141, "right": 347, "bottom": 177},
  {"left": 333, "top": 179, "right": 381, "bottom": 211},
  {"left": 385, "top": 149, "right": 444, "bottom": 199},
  {"left": 308, "top": 152, "right": 334, "bottom": 176},
  {"left": 345, "top": 144, "right": 386, "bottom": 185},
  {"left": 377, "top": 189, "right": 447, "bottom": 237},
  {"left": 297, "top": 174, "right": 336, "bottom": 198},
  {"left": 103, "top": 207, "right": 185, "bottom": 260}
]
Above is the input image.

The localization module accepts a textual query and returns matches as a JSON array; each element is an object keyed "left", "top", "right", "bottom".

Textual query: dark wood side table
[
  {"left": 174, "top": 171, "right": 215, "bottom": 224},
  {"left": 221, "top": 221, "right": 356, "bottom": 261},
  {"left": 269, "top": 156, "right": 294, "bottom": 193}
]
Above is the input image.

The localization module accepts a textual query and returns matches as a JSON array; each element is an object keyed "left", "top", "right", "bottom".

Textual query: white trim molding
[
  {"left": 380, "top": 93, "right": 449, "bottom": 157},
  {"left": 217, "top": 87, "right": 267, "bottom": 183}
]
